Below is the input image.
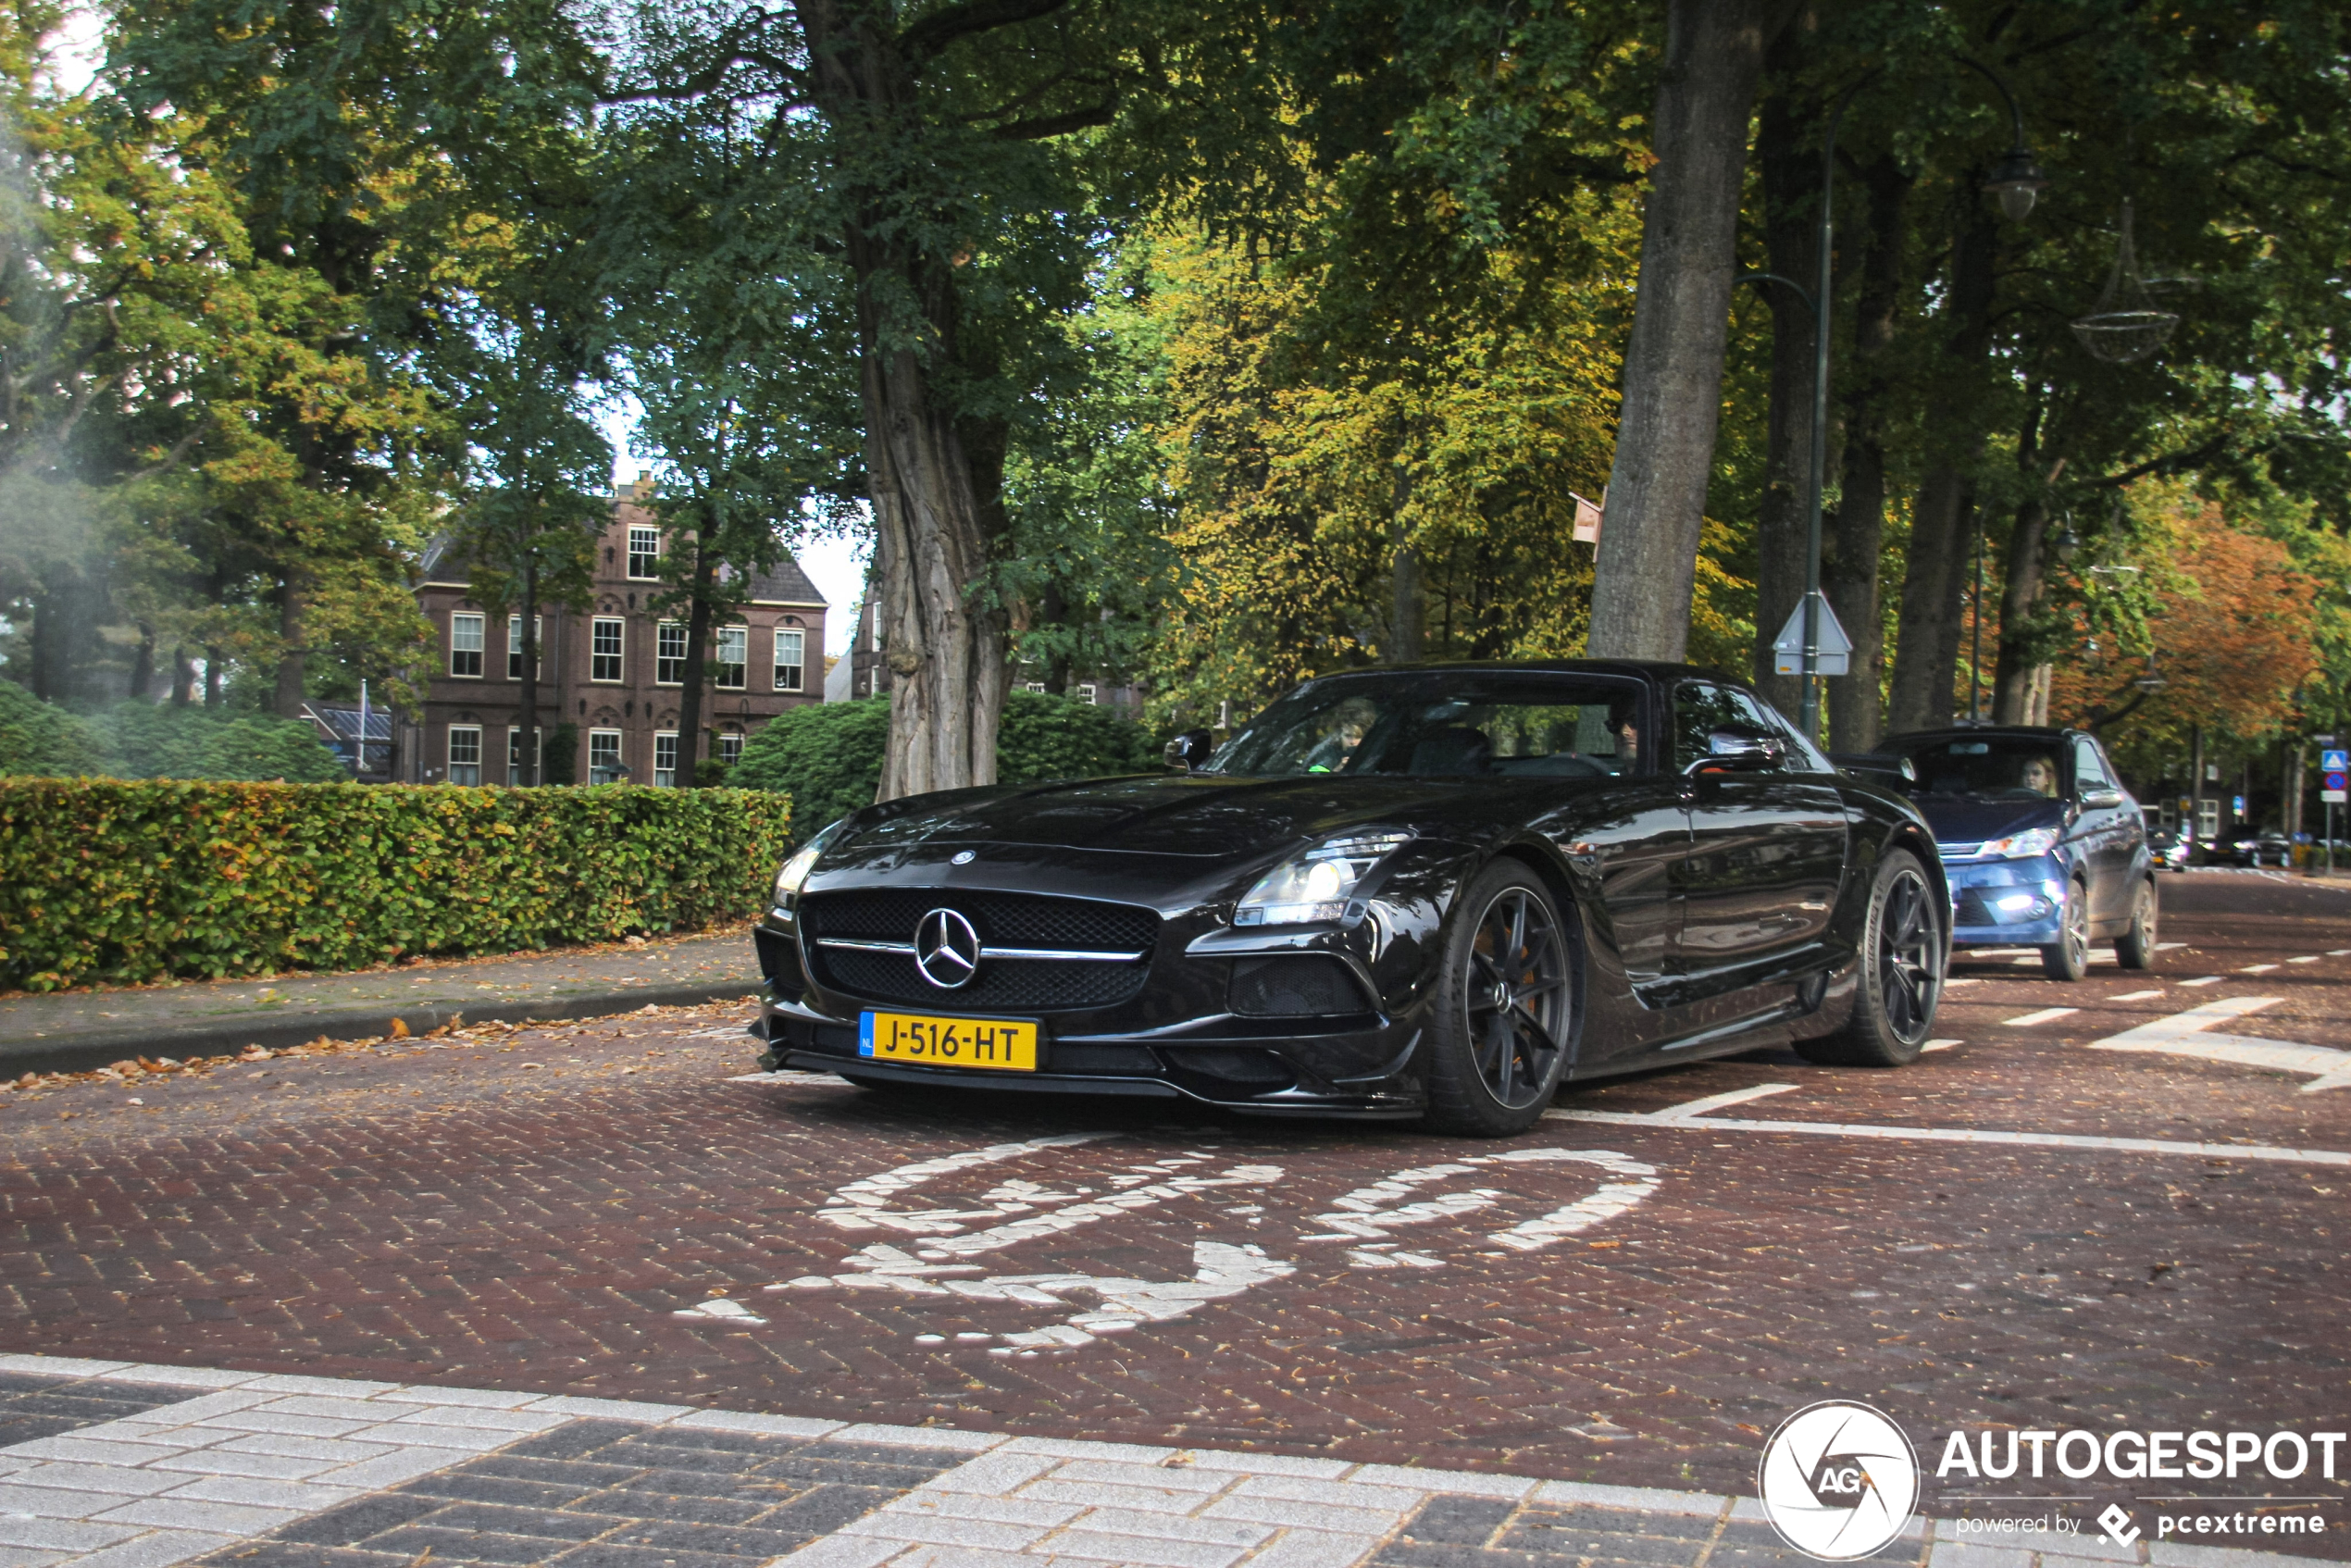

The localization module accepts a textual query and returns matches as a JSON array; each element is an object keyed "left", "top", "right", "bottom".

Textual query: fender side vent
[{"left": 1229, "top": 954, "right": 1370, "bottom": 1017}]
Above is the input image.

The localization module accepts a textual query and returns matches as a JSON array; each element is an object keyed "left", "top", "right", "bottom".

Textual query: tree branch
[
  {"left": 899, "top": 0, "right": 1075, "bottom": 68},
  {"left": 988, "top": 97, "right": 1116, "bottom": 140}
]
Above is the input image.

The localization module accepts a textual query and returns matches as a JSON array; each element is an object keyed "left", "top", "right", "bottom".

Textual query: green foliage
[
  {"left": 732, "top": 692, "right": 1164, "bottom": 832},
  {"left": 92, "top": 703, "right": 345, "bottom": 783},
  {"left": 728, "top": 699, "right": 893, "bottom": 835},
  {"left": 0, "top": 780, "right": 791, "bottom": 991},
  {"left": 543, "top": 722, "right": 578, "bottom": 787},
  {"left": 0, "top": 682, "right": 106, "bottom": 777}
]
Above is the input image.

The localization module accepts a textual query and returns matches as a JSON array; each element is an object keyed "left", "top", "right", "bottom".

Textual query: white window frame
[
  {"left": 1076, "top": 682, "right": 1098, "bottom": 704},
  {"left": 588, "top": 728, "right": 626, "bottom": 785},
  {"left": 591, "top": 616, "right": 625, "bottom": 682},
  {"left": 627, "top": 526, "right": 661, "bottom": 579},
  {"left": 715, "top": 625, "right": 748, "bottom": 691},
  {"left": 716, "top": 729, "right": 744, "bottom": 766},
  {"left": 449, "top": 613, "right": 485, "bottom": 678},
  {"left": 1025, "top": 681, "right": 1047, "bottom": 693},
  {"left": 507, "top": 726, "right": 542, "bottom": 784},
  {"left": 2196, "top": 800, "right": 2220, "bottom": 839},
  {"left": 506, "top": 615, "right": 541, "bottom": 680},
  {"left": 656, "top": 621, "right": 687, "bottom": 686},
  {"left": 772, "top": 628, "right": 805, "bottom": 692},
  {"left": 447, "top": 725, "right": 482, "bottom": 785},
  {"left": 653, "top": 730, "right": 678, "bottom": 789}
]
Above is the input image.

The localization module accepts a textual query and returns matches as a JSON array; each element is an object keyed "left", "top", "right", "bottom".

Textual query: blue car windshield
[
  {"left": 1208, "top": 674, "right": 1647, "bottom": 779},
  {"left": 1887, "top": 738, "right": 2065, "bottom": 801}
]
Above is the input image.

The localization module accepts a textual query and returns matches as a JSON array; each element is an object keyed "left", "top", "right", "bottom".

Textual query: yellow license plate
[{"left": 858, "top": 1010, "right": 1039, "bottom": 1072}]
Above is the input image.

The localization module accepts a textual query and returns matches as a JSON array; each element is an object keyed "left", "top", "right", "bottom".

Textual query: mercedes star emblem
[
  {"left": 914, "top": 907, "right": 982, "bottom": 989},
  {"left": 952, "top": 850, "right": 976, "bottom": 865}
]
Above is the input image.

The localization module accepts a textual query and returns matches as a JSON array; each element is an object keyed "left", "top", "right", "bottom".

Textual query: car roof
[
  {"left": 1315, "top": 658, "right": 1733, "bottom": 688},
  {"left": 1881, "top": 725, "right": 2084, "bottom": 745}
]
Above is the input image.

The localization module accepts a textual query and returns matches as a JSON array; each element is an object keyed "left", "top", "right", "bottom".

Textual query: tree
[{"left": 1584, "top": 0, "right": 1773, "bottom": 663}]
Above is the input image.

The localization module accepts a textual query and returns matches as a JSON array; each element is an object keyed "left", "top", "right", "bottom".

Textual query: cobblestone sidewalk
[{"left": 0, "top": 1357, "right": 2323, "bottom": 1568}]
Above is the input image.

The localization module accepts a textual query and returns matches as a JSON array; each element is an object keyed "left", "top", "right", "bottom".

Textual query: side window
[
  {"left": 1731, "top": 690, "right": 1834, "bottom": 773},
  {"left": 2074, "top": 739, "right": 2114, "bottom": 792},
  {"left": 1672, "top": 683, "right": 1748, "bottom": 771}
]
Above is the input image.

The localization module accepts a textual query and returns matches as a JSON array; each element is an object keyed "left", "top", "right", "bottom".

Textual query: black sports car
[{"left": 753, "top": 661, "right": 1947, "bottom": 1135}]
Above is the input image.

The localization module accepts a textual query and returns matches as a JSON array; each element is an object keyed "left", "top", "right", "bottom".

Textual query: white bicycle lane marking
[
  {"left": 690, "top": 1132, "right": 1661, "bottom": 1354},
  {"left": 2084, "top": 994, "right": 2351, "bottom": 1092}
]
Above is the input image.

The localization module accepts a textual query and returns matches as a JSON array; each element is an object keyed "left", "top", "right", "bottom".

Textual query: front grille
[
  {"left": 1229, "top": 954, "right": 1371, "bottom": 1017},
  {"left": 800, "top": 889, "right": 1160, "bottom": 1014},
  {"left": 800, "top": 890, "right": 1156, "bottom": 952}
]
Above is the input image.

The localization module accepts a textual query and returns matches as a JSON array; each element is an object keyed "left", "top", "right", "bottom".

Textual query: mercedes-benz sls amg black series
[{"left": 752, "top": 661, "right": 1947, "bottom": 1135}]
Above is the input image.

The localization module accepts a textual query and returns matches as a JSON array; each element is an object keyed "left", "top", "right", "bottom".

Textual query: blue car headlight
[
  {"left": 1978, "top": 827, "right": 2060, "bottom": 860},
  {"left": 1235, "top": 832, "right": 1412, "bottom": 926}
]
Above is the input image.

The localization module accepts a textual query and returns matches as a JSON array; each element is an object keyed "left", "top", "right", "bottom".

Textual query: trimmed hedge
[{"left": 0, "top": 779, "right": 792, "bottom": 993}]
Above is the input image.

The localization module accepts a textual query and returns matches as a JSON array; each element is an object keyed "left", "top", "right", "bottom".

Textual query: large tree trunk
[
  {"left": 1586, "top": 0, "right": 1770, "bottom": 662},
  {"left": 1822, "top": 153, "right": 1911, "bottom": 753},
  {"left": 1885, "top": 193, "right": 1999, "bottom": 732},
  {"left": 171, "top": 646, "right": 194, "bottom": 707},
  {"left": 1748, "top": 23, "right": 1819, "bottom": 714},
  {"left": 801, "top": 0, "right": 1010, "bottom": 802},
  {"left": 273, "top": 570, "right": 309, "bottom": 718},
  {"left": 1990, "top": 501, "right": 2052, "bottom": 722}
]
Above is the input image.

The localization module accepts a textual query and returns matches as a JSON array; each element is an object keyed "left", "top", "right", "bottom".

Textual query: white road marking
[
  {"left": 2086, "top": 995, "right": 2351, "bottom": 1093},
  {"left": 2109, "top": 989, "right": 2165, "bottom": 1002},
  {"left": 1645, "top": 1083, "right": 1803, "bottom": 1118},
  {"left": 1545, "top": 1108, "right": 2351, "bottom": 1167},
  {"left": 2004, "top": 1007, "right": 2079, "bottom": 1027},
  {"left": 1922, "top": 1039, "right": 1961, "bottom": 1052},
  {"left": 2242, "top": 963, "right": 2280, "bottom": 973},
  {"left": 2156, "top": 941, "right": 2190, "bottom": 951},
  {"left": 2332, "top": 949, "right": 2351, "bottom": 956},
  {"left": 2180, "top": 977, "right": 2224, "bottom": 988},
  {"left": 728, "top": 1069, "right": 850, "bottom": 1085},
  {"left": 675, "top": 1298, "right": 767, "bottom": 1325},
  {"left": 2289, "top": 955, "right": 2320, "bottom": 964},
  {"left": 1967, "top": 947, "right": 2042, "bottom": 957},
  {"left": 1943, "top": 978, "right": 1982, "bottom": 988}
]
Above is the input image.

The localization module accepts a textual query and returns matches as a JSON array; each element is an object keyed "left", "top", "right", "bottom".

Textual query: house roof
[{"left": 303, "top": 703, "right": 395, "bottom": 742}]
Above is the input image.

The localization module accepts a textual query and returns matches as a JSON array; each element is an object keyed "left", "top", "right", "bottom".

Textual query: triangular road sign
[{"left": 1772, "top": 591, "right": 1853, "bottom": 677}]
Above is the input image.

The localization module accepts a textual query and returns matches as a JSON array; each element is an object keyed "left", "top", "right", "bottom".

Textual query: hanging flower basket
[{"left": 2070, "top": 308, "right": 2179, "bottom": 365}]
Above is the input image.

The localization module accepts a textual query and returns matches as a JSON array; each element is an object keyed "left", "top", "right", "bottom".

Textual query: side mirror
[
  {"left": 1832, "top": 752, "right": 1916, "bottom": 786},
  {"left": 1683, "top": 725, "right": 1785, "bottom": 778},
  {"left": 2081, "top": 788, "right": 2125, "bottom": 810},
  {"left": 1164, "top": 729, "right": 1215, "bottom": 773}
]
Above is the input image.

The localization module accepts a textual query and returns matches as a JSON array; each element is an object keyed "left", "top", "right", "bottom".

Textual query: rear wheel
[
  {"left": 2041, "top": 879, "right": 2091, "bottom": 981},
  {"left": 2115, "top": 878, "right": 2158, "bottom": 969},
  {"left": 1797, "top": 848, "right": 1941, "bottom": 1067},
  {"left": 1422, "top": 862, "right": 1574, "bottom": 1137}
]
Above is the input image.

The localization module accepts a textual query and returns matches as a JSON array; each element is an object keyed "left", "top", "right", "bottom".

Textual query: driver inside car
[{"left": 2021, "top": 755, "right": 2059, "bottom": 798}]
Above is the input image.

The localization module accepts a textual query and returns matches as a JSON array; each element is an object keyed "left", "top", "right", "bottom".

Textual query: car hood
[
  {"left": 1909, "top": 794, "right": 2064, "bottom": 846},
  {"left": 831, "top": 772, "right": 1574, "bottom": 864}
]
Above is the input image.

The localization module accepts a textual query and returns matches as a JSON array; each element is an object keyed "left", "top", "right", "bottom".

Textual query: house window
[
  {"left": 715, "top": 626, "right": 747, "bottom": 690},
  {"left": 1076, "top": 682, "right": 1098, "bottom": 704},
  {"left": 717, "top": 729, "right": 743, "bottom": 766},
  {"left": 1025, "top": 681, "right": 1047, "bottom": 693},
  {"left": 657, "top": 621, "right": 686, "bottom": 685},
  {"left": 653, "top": 731, "right": 678, "bottom": 789},
  {"left": 628, "top": 526, "right": 661, "bottom": 579},
  {"left": 449, "top": 613, "right": 485, "bottom": 678},
  {"left": 507, "top": 727, "right": 541, "bottom": 784},
  {"left": 772, "top": 628, "right": 805, "bottom": 692},
  {"left": 447, "top": 725, "right": 482, "bottom": 785},
  {"left": 588, "top": 728, "right": 625, "bottom": 785},
  {"left": 591, "top": 617, "right": 624, "bottom": 682},
  {"left": 506, "top": 615, "right": 541, "bottom": 680},
  {"left": 2197, "top": 799, "right": 2220, "bottom": 839}
]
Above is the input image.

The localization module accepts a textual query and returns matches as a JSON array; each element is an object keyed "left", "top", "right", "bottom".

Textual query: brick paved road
[{"left": 3, "top": 874, "right": 2345, "bottom": 1556}]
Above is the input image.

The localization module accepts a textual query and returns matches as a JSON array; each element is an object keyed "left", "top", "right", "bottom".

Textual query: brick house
[{"left": 408, "top": 479, "right": 827, "bottom": 785}]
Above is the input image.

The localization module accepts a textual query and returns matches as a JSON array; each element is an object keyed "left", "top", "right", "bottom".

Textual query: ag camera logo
[{"left": 1759, "top": 1401, "right": 1922, "bottom": 1561}]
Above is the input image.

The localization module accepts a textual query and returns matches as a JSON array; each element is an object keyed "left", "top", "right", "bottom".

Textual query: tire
[
  {"left": 2041, "top": 879, "right": 2091, "bottom": 981},
  {"left": 2115, "top": 878, "right": 2158, "bottom": 970},
  {"left": 1421, "top": 861, "right": 1575, "bottom": 1137},
  {"left": 1796, "top": 847, "right": 1942, "bottom": 1067}
]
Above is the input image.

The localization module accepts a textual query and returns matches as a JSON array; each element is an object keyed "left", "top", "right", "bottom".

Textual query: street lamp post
[{"left": 1773, "top": 60, "right": 2046, "bottom": 739}]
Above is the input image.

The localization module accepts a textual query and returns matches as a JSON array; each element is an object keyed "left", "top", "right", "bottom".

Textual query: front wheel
[
  {"left": 2041, "top": 880, "right": 2091, "bottom": 981},
  {"left": 1797, "top": 847, "right": 1942, "bottom": 1067},
  {"left": 1421, "top": 862, "right": 1575, "bottom": 1137},
  {"left": 2115, "top": 879, "right": 2158, "bottom": 970}
]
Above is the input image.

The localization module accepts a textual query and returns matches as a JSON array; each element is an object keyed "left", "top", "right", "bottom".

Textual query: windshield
[
  {"left": 1885, "top": 736, "right": 2068, "bottom": 801},
  {"left": 1208, "top": 673, "right": 1646, "bottom": 780}
]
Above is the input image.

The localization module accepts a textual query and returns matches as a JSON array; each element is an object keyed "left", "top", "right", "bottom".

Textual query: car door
[
  {"left": 2071, "top": 735, "right": 2136, "bottom": 922},
  {"left": 1670, "top": 681, "right": 1851, "bottom": 1014}
]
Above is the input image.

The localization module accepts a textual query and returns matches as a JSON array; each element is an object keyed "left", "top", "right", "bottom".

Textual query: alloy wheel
[
  {"left": 2065, "top": 888, "right": 2090, "bottom": 970},
  {"left": 1462, "top": 887, "right": 1571, "bottom": 1109},
  {"left": 1877, "top": 865, "right": 1942, "bottom": 1044}
]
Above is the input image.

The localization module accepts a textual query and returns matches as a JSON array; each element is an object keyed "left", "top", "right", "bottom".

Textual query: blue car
[{"left": 1870, "top": 727, "right": 2158, "bottom": 981}]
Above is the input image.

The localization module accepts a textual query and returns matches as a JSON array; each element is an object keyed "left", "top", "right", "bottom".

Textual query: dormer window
[{"left": 628, "top": 526, "right": 661, "bottom": 579}]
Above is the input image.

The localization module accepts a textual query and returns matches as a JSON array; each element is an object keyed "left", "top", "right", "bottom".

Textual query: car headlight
[
  {"left": 1979, "top": 827, "right": 2061, "bottom": 860},
  {"left": 771, "top": 818, "right": 850, "bottom": 911},
  {"left": 1234, "top": 832, "right": 1412, "bottom": 927}
]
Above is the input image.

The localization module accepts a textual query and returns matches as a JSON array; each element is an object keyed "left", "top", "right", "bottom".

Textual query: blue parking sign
[{"left": 2323, "top": 748, "right": 2350, "bottom": 774}]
